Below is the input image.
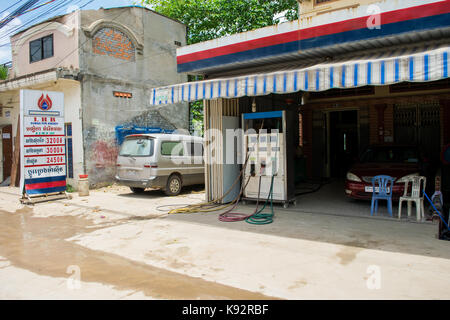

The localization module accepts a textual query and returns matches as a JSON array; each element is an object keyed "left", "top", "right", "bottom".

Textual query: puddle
[{"left": 0, "top": 209, "right": 272, "bottom": 299}]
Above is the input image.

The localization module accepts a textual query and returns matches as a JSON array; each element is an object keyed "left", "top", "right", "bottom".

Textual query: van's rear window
[{"left": 120, "top": 138, "right": 154, "bottom": 157}]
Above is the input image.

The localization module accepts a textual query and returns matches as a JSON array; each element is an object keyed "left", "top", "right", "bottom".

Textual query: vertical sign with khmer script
[{"left": 20, "top": 89, "right": 66, "bottom": 197}]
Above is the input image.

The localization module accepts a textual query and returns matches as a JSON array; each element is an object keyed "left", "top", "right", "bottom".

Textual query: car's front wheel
[{"left": 165, "top": 174, "right": 182, "bottom": 196}]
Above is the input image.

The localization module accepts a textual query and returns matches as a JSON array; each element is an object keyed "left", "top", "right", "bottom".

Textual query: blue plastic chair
[{"left": 370, "top": 175, "right": 395, "bottom": 216}]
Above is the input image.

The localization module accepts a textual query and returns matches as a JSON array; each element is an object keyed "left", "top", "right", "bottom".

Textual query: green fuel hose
[{"left": 245, "top": 175, "right": 275, "bottom": 225}]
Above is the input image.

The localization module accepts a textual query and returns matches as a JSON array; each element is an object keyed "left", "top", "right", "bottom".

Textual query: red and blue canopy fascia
[{"left": 177, "top": 1, "right": 450, "bottom": 73}]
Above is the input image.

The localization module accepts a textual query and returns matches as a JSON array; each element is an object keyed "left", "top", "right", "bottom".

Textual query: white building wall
[{"left": 58, "top": 80, "right": 83, "bottom": 186}]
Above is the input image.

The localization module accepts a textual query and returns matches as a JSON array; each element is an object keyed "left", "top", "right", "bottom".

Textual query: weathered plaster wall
[
  {"left": 78, "top": 7, "right": 188, "bottom": 185},
  {"left": 80, "top": 76, "right": 182, "bottom": 185}
]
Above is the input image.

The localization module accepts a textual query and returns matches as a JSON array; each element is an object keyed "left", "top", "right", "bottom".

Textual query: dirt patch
[
  {"left": 288, "top": 279, "right": 308, "bottom": 290},
  {"left": 336, "top": 244, "right": 364, "bottom": 266},
  {"left": 0, "top": 209, "right": 273, "bottom": 299}
]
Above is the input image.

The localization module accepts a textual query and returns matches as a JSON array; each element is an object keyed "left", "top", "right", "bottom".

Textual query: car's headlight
[
  {"left": 346, "top": 172, "right": 362, "bottom": 182},
  {"left": 396, "top": 173, "right": 420, "bottom": 183}
]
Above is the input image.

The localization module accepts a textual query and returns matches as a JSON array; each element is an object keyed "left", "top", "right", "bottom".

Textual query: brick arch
[
  {"left": 91, "top": 27, "right": 136, "bottom": 61},
  {"left": 82, "top": 20, "right": 143, "bottom": 55}
]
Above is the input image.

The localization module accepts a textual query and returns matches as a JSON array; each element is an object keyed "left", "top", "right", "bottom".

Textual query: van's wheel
[
  {"left": 130, "top": 187, "right": 145, "bottom": 194},
  {"left": 165, "top": 174, "right": 182, "bottom": 196}
]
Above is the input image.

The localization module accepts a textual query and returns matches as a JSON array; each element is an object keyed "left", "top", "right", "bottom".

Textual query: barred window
[{"left": 30, "top": 34, "right": 53, "bottom": 63}]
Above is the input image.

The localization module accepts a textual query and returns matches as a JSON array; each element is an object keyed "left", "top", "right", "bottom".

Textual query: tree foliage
[
  {"left": 0, "top": 65, "right": 8, "bottom": 80},
  {"left": 141, "top": 0, "right": 299, "bottom": 45},
  {"left": 190, "top": 100, "right": 204, "bottom": 136}
]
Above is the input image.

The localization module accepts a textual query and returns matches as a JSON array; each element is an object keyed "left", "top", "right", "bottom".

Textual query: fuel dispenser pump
[{"left": 242, "top": 111, "right": 295, "bottom": 208}]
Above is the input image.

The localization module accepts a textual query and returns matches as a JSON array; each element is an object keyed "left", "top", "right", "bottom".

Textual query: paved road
[{"left": 0, "top": 185, "right": 449, "bottom": 299}]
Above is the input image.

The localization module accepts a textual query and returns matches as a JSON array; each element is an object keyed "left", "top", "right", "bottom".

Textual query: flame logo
[{"left": 37, "top": 94, "right": 52, "bottom": 111}]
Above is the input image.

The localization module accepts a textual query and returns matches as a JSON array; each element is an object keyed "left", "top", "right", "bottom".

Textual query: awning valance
[{"left": 150, "top": 46, "right": 449, "bottom": 106}]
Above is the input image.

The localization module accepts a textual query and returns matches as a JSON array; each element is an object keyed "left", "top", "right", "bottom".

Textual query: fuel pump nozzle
[{"left": 260, "top": 159, "right": 266, "bottom": 176}]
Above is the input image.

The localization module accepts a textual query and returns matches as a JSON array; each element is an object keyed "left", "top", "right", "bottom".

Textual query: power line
[
  {"left": 0, "top": 0, "right": 40, "bottom": 29},
  {"left": 0, "top": 0, "right": 73, "bottom": 43},
  {"left": 0, "top": 0, "right": 58, "bottom": 26},
  {"left": 0, "top": 0, "right": 73, "bottom": 42},
  {"left": 0, "top": 0, "right": 27, "bottom": 17},
  {"left": 0, "top": 0, "right": 90, "bottom": 65},
  {"left": 0, "top": 0, "right": 91, "bottom": 51}
]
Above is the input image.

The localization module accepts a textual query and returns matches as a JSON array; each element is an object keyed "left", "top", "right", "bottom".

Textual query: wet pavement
[
  {"left": 0, "top": 207, "right": 272, "bottom": 300},
  {"left": 1, "top": 185, "right": 449, "bottom": 300}
]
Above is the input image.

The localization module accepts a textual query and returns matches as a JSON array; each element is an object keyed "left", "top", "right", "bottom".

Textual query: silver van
[{"left": 115, "top": 134, "right": 204, "bottom": 196}]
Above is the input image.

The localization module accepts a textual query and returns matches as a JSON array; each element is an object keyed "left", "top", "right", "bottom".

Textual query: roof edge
[{"left": 12, "top": 6, "right": 185, "bottom": 39}]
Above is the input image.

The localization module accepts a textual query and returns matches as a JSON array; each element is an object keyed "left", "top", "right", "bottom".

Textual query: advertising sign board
[{"left": 20, "top": 90, "right": 66, "bottom": 197}]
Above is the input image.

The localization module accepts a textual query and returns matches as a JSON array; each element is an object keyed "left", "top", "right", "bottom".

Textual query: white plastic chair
[{"left": 398, "top": 176, "right": 426, "bottom": 221}]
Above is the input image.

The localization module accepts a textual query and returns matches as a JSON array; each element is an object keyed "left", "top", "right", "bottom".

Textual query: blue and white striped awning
[{"left": 150, "top": 46, "right": 450, "bottom": 106}]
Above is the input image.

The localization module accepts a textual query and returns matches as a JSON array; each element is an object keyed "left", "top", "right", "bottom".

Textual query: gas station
[{"left": 150, "top": 0, "right": 450, "bottom": 238}]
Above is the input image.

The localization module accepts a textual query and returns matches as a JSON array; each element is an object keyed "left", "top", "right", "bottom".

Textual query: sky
[{"left": 0, "top": 0, "right": 141, "bottom": 64}]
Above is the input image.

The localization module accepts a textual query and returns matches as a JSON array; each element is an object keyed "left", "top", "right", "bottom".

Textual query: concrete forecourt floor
[{"left": 0, "top": 184, "right": 448, "bottom": 300}]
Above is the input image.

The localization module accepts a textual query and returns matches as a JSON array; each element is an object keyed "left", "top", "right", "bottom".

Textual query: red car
[{"left": 345, "top": 145, "right": 422, "bottom": 200}]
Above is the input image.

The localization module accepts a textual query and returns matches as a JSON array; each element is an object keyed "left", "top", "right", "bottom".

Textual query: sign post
[{"left": 19, "top": 89, "right": 68, "bottom": 204}]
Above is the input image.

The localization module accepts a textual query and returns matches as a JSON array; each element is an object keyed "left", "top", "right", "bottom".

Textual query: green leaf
[{"left": 0, "top": 65, "right": 8, "bottom": 80}]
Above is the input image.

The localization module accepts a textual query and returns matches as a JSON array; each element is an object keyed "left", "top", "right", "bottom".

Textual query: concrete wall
[
  {"left": 299, "top": 0, "right": 381, "bottom": 17},
  {"left": 10, "top": 12, "right": 79, "bottom": 78},
  {"left": 298, "top": 0, "right": 441, "bottom": 19},
  {"left": 78, "top": 7, "right": 188, "bottom": 185}
]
